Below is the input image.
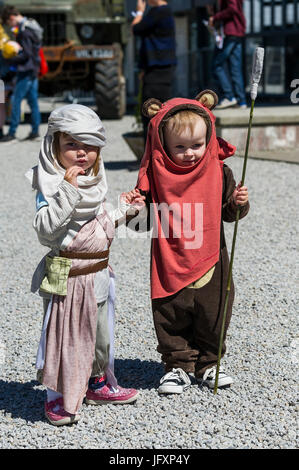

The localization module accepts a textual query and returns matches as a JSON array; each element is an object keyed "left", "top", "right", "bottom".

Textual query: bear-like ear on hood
[
  {"left": 142, "top": 98, "right": 163, "bottom": 119},
  {"left": 195, "top": 90, "right": 218, "bottom": 110}
]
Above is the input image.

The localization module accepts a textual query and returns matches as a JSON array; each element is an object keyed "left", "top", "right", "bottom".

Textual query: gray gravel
[{"left": 0, "top": 114, "right": 298, "bottom": 449}]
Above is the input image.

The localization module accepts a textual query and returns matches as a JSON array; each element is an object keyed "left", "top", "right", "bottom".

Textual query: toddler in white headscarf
[{"left": 27, "top": 104, "right": 144, "bottom": 426}]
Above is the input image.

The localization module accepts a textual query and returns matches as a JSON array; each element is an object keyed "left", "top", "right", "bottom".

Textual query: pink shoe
[
  {"left": 44, "top": 397, "right": 79, "bottom": 426},
  {"left": 85, "top": 381, "right": 139, "bottom": 405}
]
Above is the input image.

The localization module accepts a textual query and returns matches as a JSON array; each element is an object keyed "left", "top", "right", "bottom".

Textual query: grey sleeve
[
  {"left": 107, "top": 197, "right": 146, "bottom": 227},
  {"left": 33, "top": 180, "right": 82, "bottom": 245}
]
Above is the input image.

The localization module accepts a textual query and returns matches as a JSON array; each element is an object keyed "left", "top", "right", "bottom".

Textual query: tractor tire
[{"left": 94, "top": 43, "right": 126, "bottom": 119}]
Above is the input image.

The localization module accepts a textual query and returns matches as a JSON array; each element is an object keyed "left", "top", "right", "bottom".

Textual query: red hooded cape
[{"left": 136, "top": 97, "right": 235, "bottom": 299}]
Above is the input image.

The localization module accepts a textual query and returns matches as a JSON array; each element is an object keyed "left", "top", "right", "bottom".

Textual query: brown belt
[
  {"left": 60, "top": 249, "right": 109, "bottom": 260},
  {"left": 68, "top": 258, "right": 109, "bottom": 277},
  {"left": 59, "top": 249, "right": 109, "bottom": 277}
]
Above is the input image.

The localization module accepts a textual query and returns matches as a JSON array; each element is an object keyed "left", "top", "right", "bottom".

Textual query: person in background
[
  {"left": 131, "top": 0, "right": 177, "bottom": 144},
  {"left": 208, "top": 0, "right": 247, "bottom": 109},
  {"left": 0, "top": 39, "right": 23, "bottom": 135},
  {"left": 0, "top": 21, "right": 10, "bottom": 139},
  {"left": 0, "top": 5, "right": 42, "bottom": 142}
]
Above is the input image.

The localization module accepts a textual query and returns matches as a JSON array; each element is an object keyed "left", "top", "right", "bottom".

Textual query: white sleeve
[
  {"left": 107, "top": 197, "right": 147, "bottom": 226},
  {"left": 107, "top": 197, "right": 132, "bottom": 225},
  {"left": 33, "top": 179, "right": 82, "bottom": 244}
]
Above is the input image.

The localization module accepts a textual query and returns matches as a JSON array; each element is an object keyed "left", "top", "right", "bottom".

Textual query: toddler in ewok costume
[{"left": 136, "top": 90, "right": 249, "bottom": 393}]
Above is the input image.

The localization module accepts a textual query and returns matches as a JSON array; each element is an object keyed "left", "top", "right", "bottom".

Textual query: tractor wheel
[{"left": 94, "top": 43, "right": 126, "bottom": 119}]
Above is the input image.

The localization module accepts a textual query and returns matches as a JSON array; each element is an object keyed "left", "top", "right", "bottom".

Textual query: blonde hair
[
  {"left": 52, "top": 131, "right": 100, "bottom": 176},
  {"left": 161, "top": 108, "right": 212, "bottom": 145}
]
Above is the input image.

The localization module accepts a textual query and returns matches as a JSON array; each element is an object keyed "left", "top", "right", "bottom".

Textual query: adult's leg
[
  {"left": 8, "top": 73, "right": 31, "bottom": 136},
  {"left": 26, "top": 76, "right": 41, "bottom": 134},
  {"left": 142, "top": 66, "right": 175, "bottom": 143},
  {"left": 152, "top": 287, "right": 199, "bottom": 374},
  {"left": 228, "top": 39, "right": 247, "bottom": 105},
  {"left": 212, "top": 38, "right": 237, "bottom": 101}
]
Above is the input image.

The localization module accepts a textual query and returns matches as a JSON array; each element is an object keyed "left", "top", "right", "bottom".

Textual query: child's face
[
  {"left": 164, "top": 117, "right": 207, "bottom": 167},
  {"left": 58, "top": 133, "right": 99, "bottom": 171}
]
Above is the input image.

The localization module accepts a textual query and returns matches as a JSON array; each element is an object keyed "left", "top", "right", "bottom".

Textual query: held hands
[
  {"left": 120, "top": 189, "right": 146, "bottom": 209},
  {"left": 232, "top": 183, "right": 249, "bottom": 207},
  {"left": 64, "top": 166, "right": 85, "bottom": 188}
]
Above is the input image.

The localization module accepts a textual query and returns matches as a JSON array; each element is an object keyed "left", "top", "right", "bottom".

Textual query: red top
[
  {"left": 214, "top": 0, "right": 246, "bottom": 37},
  {"left": 136, "top": 98, "right": 235, "bottom": 299}
]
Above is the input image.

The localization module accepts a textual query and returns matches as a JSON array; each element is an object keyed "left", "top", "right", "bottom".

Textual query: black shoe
[
  {"left": 23, "top": 132, "right": 40, "bottom": 141},
  {"left": 0, "top": 134, "right": 16, "bottom": 143}
]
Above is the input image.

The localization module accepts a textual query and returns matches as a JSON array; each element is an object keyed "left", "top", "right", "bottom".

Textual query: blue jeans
[
  {"left": 212, "top": 37, "right": 246, "bottom": 105},
  {"left": 9, "top": 71, "right": 41, "bottom": 136}
]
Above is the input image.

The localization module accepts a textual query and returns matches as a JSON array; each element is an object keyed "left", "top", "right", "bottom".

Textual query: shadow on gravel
[
  {"left": 0, "top": 379, "right": 45, "bottom": 423},
  {"left": 104, "top": 161, "right": 140, "bottom": 172},
  {"left": 0, "top": 359, "right": 163, "bottom": 422},
  {"left": 114, "top": 358, "right": 164, "bottom": 390}
]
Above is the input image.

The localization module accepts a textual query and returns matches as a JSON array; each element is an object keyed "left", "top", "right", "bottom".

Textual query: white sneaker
[
  {"left": 216, "top": 98, "right": 237, "bottom": 109},
  {"left": 158, "top": 368, "right": 191, "bottom": 394},
  {"left": 201, "top": 365, "right": 233, "bottom": 389}
]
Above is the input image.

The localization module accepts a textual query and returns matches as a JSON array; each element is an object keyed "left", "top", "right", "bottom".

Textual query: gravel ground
[{"left": 0, "top": 114, "right": 298, "bottom": 450}]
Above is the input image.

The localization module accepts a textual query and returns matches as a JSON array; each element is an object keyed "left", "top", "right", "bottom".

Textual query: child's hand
[
  {"left": 64, "top": 166, "right": 85, "bottom": 188},
  {"left": 232, "top": 182, "right": 249, "bottom": 207},
  {"left": 121, "top": 189, "right": 145, "bottom": 207}
]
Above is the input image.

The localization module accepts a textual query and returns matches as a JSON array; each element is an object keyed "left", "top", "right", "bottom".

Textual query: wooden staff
[{"left": 214, "top": 47, "right": 265, "bottom": 394}]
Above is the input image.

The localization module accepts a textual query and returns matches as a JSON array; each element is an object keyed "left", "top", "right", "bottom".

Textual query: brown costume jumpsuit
[{"left": 150, "top": 164, "right": 249, "bottom": 378}]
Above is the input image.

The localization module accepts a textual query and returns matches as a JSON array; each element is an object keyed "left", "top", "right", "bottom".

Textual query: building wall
[{"left": 244, "top": 0, "right": 299, "bottom": 32}]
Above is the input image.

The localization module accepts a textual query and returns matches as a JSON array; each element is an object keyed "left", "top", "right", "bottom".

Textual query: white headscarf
[{"left": 28, "top": 104, "right": 108, "bottom": 227}]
